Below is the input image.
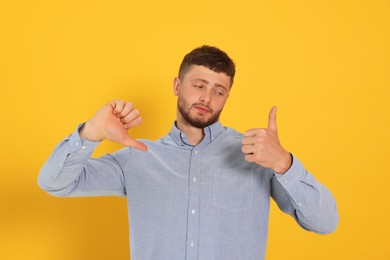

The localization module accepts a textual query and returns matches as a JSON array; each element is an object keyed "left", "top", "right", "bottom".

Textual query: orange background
[{"left": 1, "top": 0, "right": 389, "bottom": 259}]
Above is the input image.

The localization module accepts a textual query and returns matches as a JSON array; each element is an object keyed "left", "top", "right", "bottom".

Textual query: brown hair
[{"left": 178, "top": 45, "right": 236, "bottom": 86}]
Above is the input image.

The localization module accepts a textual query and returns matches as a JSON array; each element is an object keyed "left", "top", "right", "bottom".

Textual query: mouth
[{"left": 193, "top": 105, "right": 211, "bottom": 114}]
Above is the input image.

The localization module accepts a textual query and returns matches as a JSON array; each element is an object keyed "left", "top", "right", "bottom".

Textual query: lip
[{"left": 194, "top": 106, "right": 211, "bottom": 113}]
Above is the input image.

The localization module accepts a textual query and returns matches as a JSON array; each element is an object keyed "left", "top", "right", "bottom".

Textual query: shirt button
[
  {"left": 284, "top": 180, "right": 288, "bottom": 184},
  {"left": 81, "top": 146, "right": 86, "bottom": 150},
  {"left": 194, "top": 150, "right": 198, "bottom": 155},
  {"left": 298, "top": 202, "right": 302, "bottom": 207},
  {"left": 192, "top": 209, "right": 196, "bottom": 215},
  {"left": 59, "top": 163, "right": 63, "bottom": 167},
  {"left": 190, "top": 241, "right": 195, "bottom": 247},
  {"left": 75, "top": 142, "right": 79, "bottom": 146},
  {"left": 192, "top": 177, "right": 197, "bottom": 182}
]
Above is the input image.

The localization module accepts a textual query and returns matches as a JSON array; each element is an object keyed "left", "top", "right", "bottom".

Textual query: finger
[
  {"left": 244, "top": 128, "right": 261, "bottom": 137},
  {"left": 123, "top": 116, "right": 143, "bottom": 130},
  {"left": 242, "top": 136, "right": 256, "bottom": 145},
  {"left": 268, "top": 106, "right": 278, "bottom": 132},
  {"left": 116, "top": 102, "right": 134, "bottom": 118},
  {"left": 120, "top": 136, "right": 148, "bottom": 151},
  {"left": 244, "top": 154, "right": 255, "bottom": 163},
  {"left": 133, "top": 141, "right": 148, "bottom": 151},
  {"left": 120, "top": 108, "right": 140, "bottom": 124},
  {"left": 241, "top": 144, "right": 255, "bottom": 154},
  {"left": 110, "top": 100, "right": 125, "bottom": 115}
]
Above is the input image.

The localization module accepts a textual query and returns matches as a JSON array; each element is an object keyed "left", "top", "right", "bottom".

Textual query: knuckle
[
  {"left": 256, "top": 137, "right": 263, "bottom": 143},
  {"left": 114, "top": 99, "right": 123, "bottom": 106},
  {"left": 125, "top": 102, "right": 134, "bottom": 110},
  {"left": 259, "top": 129, "right": 267, "bottom": 134},
  {"left": 254, "top": 155, "right": 262, "bottom": 163}
]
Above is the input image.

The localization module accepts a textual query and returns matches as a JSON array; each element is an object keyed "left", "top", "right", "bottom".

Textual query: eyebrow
[{"left": 191, "top": 78, "right": 228, "bottom": 91}]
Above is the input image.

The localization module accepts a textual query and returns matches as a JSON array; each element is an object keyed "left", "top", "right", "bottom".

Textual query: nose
[{"left": 200, "top": 89, "right": 211, "bottom": 104}]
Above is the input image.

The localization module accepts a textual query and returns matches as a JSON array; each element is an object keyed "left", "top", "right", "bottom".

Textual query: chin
[{"left": 192, "top": 117, "right": 218, "bottom": 128}]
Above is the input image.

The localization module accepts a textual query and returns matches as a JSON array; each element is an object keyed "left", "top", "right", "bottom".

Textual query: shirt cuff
[
  {"left": 67, "top": 123, "right": 101, "bottom": 154},
  {"left": 273, "top": 154, "right": 305, "bottom": 190}
]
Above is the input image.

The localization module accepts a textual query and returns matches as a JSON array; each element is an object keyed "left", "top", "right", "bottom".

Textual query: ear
[{"left": 173, "top": 77, "right": 181, "bottom": 96}]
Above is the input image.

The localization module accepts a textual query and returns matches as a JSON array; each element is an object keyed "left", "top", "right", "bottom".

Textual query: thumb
[
  {"left": 268, "top": 106, "right": 278, "bottom": 132},
  {"left": 120, "top": 135, "right": 148, "bottom": 151}
]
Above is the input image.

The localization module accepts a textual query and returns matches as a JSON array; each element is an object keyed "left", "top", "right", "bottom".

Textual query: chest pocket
[{"left": 213, "top": 167, "right": 255, "bottom": 213}]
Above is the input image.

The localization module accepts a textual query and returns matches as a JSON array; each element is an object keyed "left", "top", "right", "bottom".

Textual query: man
[{"left": 38, "top": 45, "right": 338, "bottom": 260}]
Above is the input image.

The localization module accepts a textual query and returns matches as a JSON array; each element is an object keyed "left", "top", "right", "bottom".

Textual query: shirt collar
[{"left": 168, "top": 121, "right": 225, "bottom": 147}]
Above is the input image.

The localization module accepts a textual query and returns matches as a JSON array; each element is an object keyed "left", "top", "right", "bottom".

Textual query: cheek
[
  {"left": 178, "top": 94, "right": 192, "bottom": 110},
  {"left": 213, "top": 97, "right": 228, "bottom": 110},
  {"left": 180, "top": 90, "right": 198, "bottom": 104}
]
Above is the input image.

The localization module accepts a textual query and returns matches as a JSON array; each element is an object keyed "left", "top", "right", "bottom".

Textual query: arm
[
  {"left": 271, "top": 154, "right": 338, "bottom": 234},
  {"left": 242, "top": 107, "right": 338, "bottom": 233},
  {"left": 38, "top": 100, "right": 147, "bottom": 197},
  {"left": 38, "top": 125, "right": 127, "bottom": 197}
]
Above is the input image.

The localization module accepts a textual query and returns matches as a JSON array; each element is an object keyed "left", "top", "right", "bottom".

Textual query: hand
[
  {"left": 241, "top": 106, "right": 291, "bottom": 174},
  {"left": 79, "top": 100, "right": 148, "bottom": 151}
]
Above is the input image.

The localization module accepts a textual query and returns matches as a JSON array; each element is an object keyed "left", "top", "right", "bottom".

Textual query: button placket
[{"left": 186, "top": 148, "right": 201, "bottom": 259}]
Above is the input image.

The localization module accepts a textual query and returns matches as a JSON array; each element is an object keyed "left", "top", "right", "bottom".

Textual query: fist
[
  {"left": 79, "top": 100, "right": 148, "bottom": 151},
  {"left": 241, "top": 106, "right": 291, "bottom": 174}
]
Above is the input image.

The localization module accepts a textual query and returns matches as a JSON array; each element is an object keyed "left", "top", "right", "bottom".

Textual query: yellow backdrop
[{"left": 1, "top": 0, "right": 389, "bottom": 259}]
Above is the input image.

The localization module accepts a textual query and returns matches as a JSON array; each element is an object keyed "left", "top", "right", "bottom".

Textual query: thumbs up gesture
[
  {"left": 241, "top": 106, "right": 291, "bottom": 174},
  {"left": 79, "top": 100, "right": 148, "bottom": 151}
]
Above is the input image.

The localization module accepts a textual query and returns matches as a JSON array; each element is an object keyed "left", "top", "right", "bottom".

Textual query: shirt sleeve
[
  {"left": 270, "top": 154, "right": 339, "bottom": 234},
  {"left": 37, "top": 124, "right": 127, "bottom": 197}
]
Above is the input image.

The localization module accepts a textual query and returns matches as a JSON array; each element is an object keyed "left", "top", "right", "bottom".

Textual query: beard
[{"left": 177, "top": 98, "right": 222, "bottom": 129}]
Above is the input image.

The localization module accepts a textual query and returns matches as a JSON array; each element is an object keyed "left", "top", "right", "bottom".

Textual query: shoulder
[
  {"left": 219, "top": 126, "right": 244, "bottom": 144},
  {"left": 207, "top": 127, "right": 245, "bottom": 161}
]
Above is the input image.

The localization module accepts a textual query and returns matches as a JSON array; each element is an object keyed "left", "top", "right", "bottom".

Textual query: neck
[{"left": 176, "top": 113, "right": 205, "bottom": 146}]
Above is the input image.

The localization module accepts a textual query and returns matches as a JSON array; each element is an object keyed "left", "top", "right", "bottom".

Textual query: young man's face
[{"left": 174, "top": 65, "right": 231, "bottom": 128}]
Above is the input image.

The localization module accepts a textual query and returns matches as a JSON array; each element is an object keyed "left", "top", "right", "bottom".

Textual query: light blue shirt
[{"left": 38, "top": 121, "right": 338, "bottom": 260}]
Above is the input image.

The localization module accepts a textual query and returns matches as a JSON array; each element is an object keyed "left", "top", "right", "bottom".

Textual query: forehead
[{"left": 183, "top": 65, "right": 232, "bottom": 89}]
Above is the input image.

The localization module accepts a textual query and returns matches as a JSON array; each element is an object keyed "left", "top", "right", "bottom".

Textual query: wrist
[
  {"left": 79, "top": 121, "right": 104, "bottom": 142},
  {"left": 273, "top": 152, "right": 292, "bottom": 174}
]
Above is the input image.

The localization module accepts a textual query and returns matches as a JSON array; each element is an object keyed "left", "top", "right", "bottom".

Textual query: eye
[
  {"left": 214, "top": 90, "right": 225, "bottom": 96},
  {"left": 193, "top": 85, "right": 204, "bottom": 89}
]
